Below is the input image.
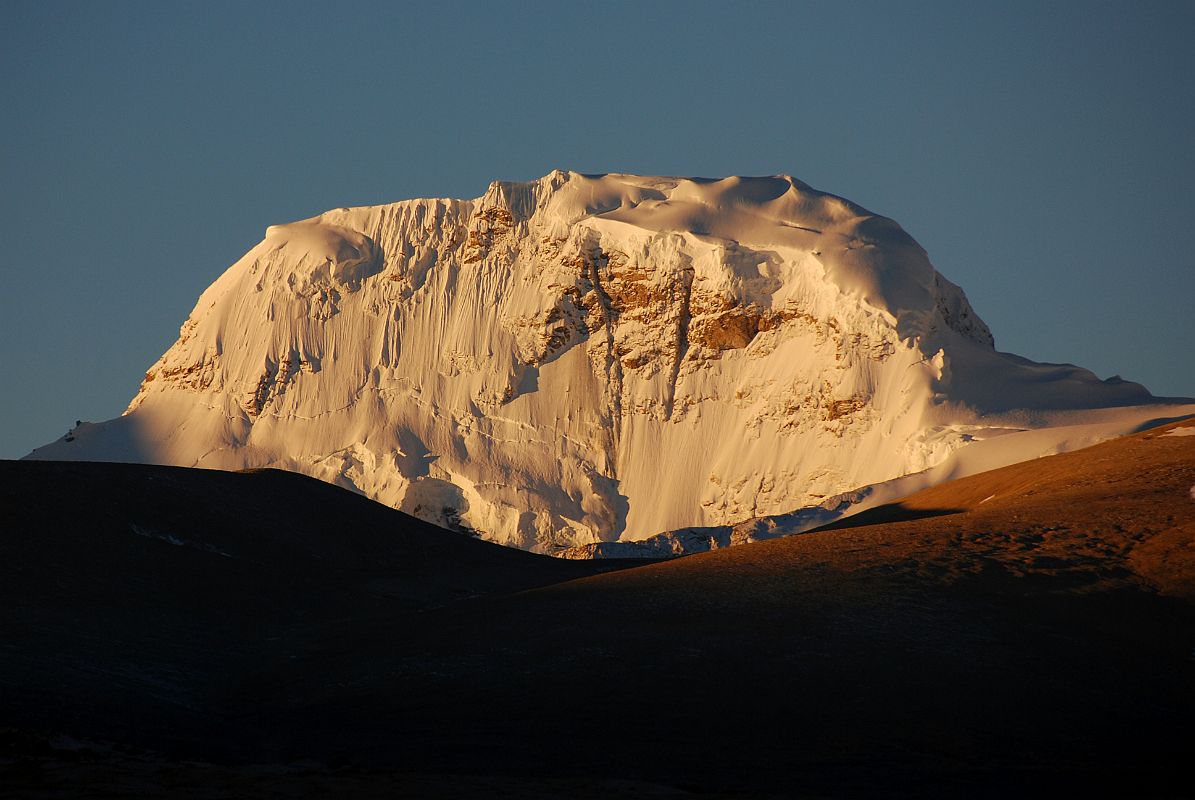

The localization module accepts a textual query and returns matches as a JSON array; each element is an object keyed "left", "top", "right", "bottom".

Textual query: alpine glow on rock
[{"left": 28, "top": 172, "right": 1194, "bottom": 553}]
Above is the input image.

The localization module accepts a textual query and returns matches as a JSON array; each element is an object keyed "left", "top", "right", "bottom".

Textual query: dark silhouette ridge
[
  {"left": 808, "top": 501, "right": 964, "bottom": 532},
  {"left": 1130, "top": 412, "right": 1195, "bottom": 433},
  {"left": 2, "top": 421, "right": 1194, "bottom": 797}
]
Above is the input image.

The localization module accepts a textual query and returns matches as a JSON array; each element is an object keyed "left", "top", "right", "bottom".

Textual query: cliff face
[{"left": 30, "top": 172, "right": 1159, "bottom": 552}]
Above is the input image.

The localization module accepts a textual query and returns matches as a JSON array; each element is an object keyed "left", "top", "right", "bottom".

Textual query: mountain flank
[
  {"left": 28, "top": 172, "right": 1191, "bottom": 553},
  {"left": 4, "top": 419, "right": 1194, "bottom": 796}
]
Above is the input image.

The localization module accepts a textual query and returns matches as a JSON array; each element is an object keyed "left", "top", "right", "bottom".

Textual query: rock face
[{"left": 29, "top": 172, "right": 1162, "bottom": 552}]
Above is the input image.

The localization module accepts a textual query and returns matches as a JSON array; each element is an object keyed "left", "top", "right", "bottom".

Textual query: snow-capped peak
[{"left": 28, "top": 171, "right": 1182, "bottom": 552}]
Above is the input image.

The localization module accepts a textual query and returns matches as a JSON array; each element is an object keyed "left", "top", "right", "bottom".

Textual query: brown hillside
[{"left": 2, "top": 421, "right": 1194, "bottom": 797}]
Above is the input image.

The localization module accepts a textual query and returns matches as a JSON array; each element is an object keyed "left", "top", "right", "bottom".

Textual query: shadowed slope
[
  {"left": 4, "top": 423, "right": 1195, "bottom": 796},
  {"left": 244, "top": 420, "right": 1195, "bottom": 795},
  {"left": 0, "top": 460, "right": 632, "bottom": 762}
]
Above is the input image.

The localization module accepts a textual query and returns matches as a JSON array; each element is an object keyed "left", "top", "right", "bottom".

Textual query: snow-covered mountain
[{"left": 28, "top": 171, "right": 1193, "bottom": 552}]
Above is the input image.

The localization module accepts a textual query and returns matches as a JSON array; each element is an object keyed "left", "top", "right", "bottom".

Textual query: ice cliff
[{"left": 30, "top": 171, "right": 1168, "bottom": 552}]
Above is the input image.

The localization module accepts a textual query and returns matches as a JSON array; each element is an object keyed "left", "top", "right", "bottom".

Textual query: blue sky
[{"left": 2, "top": 0, "right": 1192, "bottom": 457}]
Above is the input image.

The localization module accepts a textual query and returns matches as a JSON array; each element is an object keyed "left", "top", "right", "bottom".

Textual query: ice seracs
[{"left": 28, "top": 171, "right": 1194, "bottom": 553}]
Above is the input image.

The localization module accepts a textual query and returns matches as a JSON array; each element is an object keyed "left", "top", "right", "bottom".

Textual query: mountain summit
[{"left": 29, "top": 172, "right": 1182, "bottom": 551}]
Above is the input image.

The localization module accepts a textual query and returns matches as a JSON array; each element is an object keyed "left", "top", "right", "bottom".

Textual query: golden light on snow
[{"left": 27, "top": 172, "right": 1195, "bottom": 554}]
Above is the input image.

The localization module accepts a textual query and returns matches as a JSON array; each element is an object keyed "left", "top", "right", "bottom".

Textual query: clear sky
[{"left": 2, "top": 0, "right": 1192, "bottom": 458}]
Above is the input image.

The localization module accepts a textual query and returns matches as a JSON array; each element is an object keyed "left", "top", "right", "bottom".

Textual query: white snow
[
  {"left": 1163, "top": 427, "right": 1195, "bottom": 437},
  {"left": 25, "top": 171, "right": 1195, "bottom": 553}
]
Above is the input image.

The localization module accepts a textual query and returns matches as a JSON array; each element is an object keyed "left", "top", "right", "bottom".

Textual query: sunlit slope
[
  {"left": 5, "top": 421, "right": 1194, "bottom": 794},
  {"left": 28, "top": 171, "right": 1188, "bottom": 552},
  {"left": 247, "top": 419, "right": 1195, "bottom": 792}
]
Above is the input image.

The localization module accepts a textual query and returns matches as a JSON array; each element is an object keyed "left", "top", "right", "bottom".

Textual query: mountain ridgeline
[{"left": 28, "top": 172, "right": 1177, "bottom": 552}]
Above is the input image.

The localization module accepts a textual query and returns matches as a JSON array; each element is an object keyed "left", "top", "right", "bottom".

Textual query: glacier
[{"left": 28, "top": 171, "right": 1193, "bottom": 553}]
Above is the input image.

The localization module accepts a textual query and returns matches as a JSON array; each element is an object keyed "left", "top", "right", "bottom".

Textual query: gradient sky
[{"left": 2, "top": 0, "right": 1192, "bottom": 458}]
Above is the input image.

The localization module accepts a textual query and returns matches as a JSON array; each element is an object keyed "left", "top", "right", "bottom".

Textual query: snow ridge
[{"left": 28, "top": 171, "right": 1180, "bottom": 553}]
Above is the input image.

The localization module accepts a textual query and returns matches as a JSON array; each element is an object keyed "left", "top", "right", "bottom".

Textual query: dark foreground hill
[{"left": 3, "top": 421, "right": 1195, "bottom": 798}]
